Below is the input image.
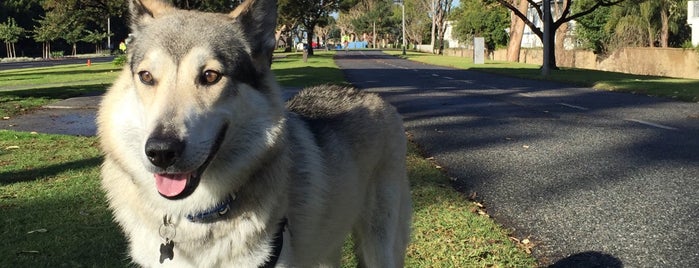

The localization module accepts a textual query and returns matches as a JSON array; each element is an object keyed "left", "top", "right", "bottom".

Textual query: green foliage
[
  {"left": 451, "top": 0, "right": 509, "bottom": 50},
  {"left": 0, "top": 17, "right": 25, "bottom": 43},
  {"left": 350, "top": 0, "right": 399, "bottom": 41},
  {"left": 82, "top": 29, "right": 108, "bottom": 45},
  {"left": 575, "top": 0, "right": 690, "bottom": 51},
  {"left": 112, "top": 54, "right": 127, "bottom": 67},
  {"left": 573, "top": 0, "right": 612, "bottom": 54},
  {"left": 31, "top": 12, "right": 63, "bottom": 43}
]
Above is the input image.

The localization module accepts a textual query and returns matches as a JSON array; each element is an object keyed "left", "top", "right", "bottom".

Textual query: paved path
[
  {"left": 0, "top": 56, "right": 114, "bottom": 71},
  {"left": 335, "top": 51, "right": 699, "bottom": 267},
  {"left": 0, "top": 89, "right": 302, "bottom": 136}
]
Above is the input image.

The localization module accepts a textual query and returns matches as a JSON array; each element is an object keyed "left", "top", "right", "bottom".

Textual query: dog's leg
[{"left": 353, "top": 156, "right": 412, "bottom": 268}]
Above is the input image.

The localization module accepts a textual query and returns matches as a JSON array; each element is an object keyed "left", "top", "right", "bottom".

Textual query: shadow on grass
[
  {"left": 0, "top": 84, "right": 107, "bottom": 102},
  {"left": 0, "top": 157, "right": 102, "bottom": 185},
  {"left": 2, "top": 175, "right": 129, "bottom": 267}
]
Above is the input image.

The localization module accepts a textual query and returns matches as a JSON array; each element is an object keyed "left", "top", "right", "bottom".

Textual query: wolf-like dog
[{"left": 97, "top": 0, "right": 412, "bottom": 267}]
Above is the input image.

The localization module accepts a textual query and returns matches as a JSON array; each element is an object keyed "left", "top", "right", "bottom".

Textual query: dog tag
[
  {"left": 159, "top": 215, "right": 176, "bottom": 263},
  {"left": 159, "top": 239, "right": 174, "bottom": 263}
]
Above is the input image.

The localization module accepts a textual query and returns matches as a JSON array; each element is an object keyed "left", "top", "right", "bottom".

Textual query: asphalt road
[
  {"left": 0, "top": 56, "right": 115, "bottom": 71},
  {"left": 335, "top": 50, "right": 699, "bottom": 267}
]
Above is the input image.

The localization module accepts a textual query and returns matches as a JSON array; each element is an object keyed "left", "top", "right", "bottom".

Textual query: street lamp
[{"left": 394, "top": 0, "right": 406, "bottom": 55}]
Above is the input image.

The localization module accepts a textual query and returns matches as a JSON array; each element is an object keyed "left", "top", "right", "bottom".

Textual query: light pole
[{"left": 394, "top": 0, "right": 406, "bottom": 55}]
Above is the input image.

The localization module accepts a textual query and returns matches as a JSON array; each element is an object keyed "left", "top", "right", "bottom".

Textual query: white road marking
[
  {"left": 431, "top": 73, "right": 439, "bottom": 77},
  {"left": 558, "top": 102, "right": 589, "bottom": 111},
  {"left": 625, "top": 119, "right": 678, "bottom": 131},
  {"left": 444, "top": 76, "right": 454, "bottom": 80}
]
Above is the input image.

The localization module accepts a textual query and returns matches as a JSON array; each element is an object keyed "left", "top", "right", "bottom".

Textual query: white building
[
  {"left": 688, "top": 1, "right": 699, "bottom": 46},
  {"left": 521, "top": 0, "right": 577, "bottom": 49}
]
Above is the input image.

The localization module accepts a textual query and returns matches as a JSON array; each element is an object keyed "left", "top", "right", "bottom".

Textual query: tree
[
  {"left": 0, "top": 17, "right": 25, "bottom": 58},
  {"left": 572, "top": 0, "right": 611, "bottom": 53},
  {"left": 404, "top": 0, "right": 431, "bottom": 47},
  {"left": 451, "top": 0, "right": 509, "bottom": 52},
  {"left": 280, "top": 0, "right": 340, "bottom": 56},
  {"left": 430, "top": 0, "right": 454, "bottom": 54},
  {"left": 278, "top": 0, "right": 301, "bottom": 52},
  {"left": 493, "top": 0, "right": 625, "bottom": 70},
  {"left": 506, "top": 0, "right": 529, "bottom": 62},
  {"left": 33, "top": 12, "right": 64, "bottom": 58},
  {"left": 82, "top": 29, "right": 108, "bottom": 54},
  {"left": 576, "top": 0, "right": 689, "bottom": 52},
  {"left": 350, "top": 0, "right": 398, "bottom": 48}
]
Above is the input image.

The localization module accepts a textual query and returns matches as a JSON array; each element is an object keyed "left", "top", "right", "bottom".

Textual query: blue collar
[{"left": 186, "top": 195, "right": 235, "bottom": 223}]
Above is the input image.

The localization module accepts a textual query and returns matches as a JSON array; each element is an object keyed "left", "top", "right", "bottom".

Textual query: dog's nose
[{"left": 145, "top": 138, "right": 185, "bottom": 169}]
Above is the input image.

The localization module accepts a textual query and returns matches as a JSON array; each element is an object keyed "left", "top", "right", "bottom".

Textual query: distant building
[
  {"left": 520, "top": 0, "right": 577, "bottom": 49},
  {"left": 688, "top": 1, "right": 699, "bottom": 46}
]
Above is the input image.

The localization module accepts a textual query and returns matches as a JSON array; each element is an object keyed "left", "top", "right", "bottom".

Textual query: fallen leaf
[
  {"left": 30, "top": 132, "right": 38, "bottom": 135},
  {"left": 522, "top": 145, "right": 530, "bottom": 149},
  {"left": 2, "top": 116, "right": 9, "bottom": 120},
  {"left": 27, "top": 228, "right": 47, "bottom": 234},
  {"left": 5, "top": 146, "right": 19, "bottom": 150}
]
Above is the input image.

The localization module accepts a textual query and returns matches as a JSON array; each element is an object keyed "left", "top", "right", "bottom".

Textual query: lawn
[
  {"left": 0, "top": 51, "right": 537, "bottom": 267},
  {"left": 0, "top": 63, "right": 120, "bottom": 118},
  {"left": 384, "top": 50, "right": 699, "bottom": 102}
]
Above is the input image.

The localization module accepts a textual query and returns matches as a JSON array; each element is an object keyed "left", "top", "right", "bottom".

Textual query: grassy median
[{"left": 385, "top": 50, "right": 699, "bottom": 103}]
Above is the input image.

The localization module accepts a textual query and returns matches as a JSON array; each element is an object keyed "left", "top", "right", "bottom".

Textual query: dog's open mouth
[{"left": 154, "top": 125, "right": 228, "bottom": 200}]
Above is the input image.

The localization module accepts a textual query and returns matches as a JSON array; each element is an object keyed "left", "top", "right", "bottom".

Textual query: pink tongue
[{"left": 154, "top": 173, "right": 190, "bottom": 197}]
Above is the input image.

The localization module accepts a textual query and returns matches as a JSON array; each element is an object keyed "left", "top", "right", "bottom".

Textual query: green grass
[
  {"left": 0, "top": 51, "right": 537, "bottom": 267},
  {"left": 384, "top": 50, "right": 699, "bottom": 102},
  {"left": 0, "top": 131, "right": 124, "bottom": 267},
  {"left": 0, "top": 63, "right": 120, "bottom": 118},
  {"left": 272, "top": 51, "right": 348, "bottom": 87}
]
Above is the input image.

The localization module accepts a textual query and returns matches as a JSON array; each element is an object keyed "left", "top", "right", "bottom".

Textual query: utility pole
[
  {"left": 394, "top": 0, "right": 407, "bottom": 55},
  {"left": 402, "top": 0, "right": 406, "bottom": 55},
  {"left": 107, "top": 17, "right": 111, "bottom": 52}
]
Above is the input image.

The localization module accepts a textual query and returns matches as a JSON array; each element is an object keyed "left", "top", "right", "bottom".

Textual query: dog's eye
[
  {"left": 201, "top": 70, "right": 222, "bottom": 85},
  {"left": 138, "top": 71, "right": 155, "bottom": 85}
]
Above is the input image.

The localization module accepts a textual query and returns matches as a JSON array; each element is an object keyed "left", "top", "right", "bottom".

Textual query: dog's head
[{"left": 108, "top": 0, "right": 284, "bottom": 205}]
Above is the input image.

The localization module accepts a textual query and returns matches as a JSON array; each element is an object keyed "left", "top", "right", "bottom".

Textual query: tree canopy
[{"left": 451, "top": 0, "right": 509, "bottom": 51}]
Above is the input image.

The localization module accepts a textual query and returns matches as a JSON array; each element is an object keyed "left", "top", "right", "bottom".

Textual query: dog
[{"left": 96, "top": 0, "right": 412, "bottom": 266}]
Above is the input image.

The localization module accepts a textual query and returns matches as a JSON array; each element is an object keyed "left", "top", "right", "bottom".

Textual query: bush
[
  {"left": 50, "top": 51, "right": 64, "bottom": 58},
  {"left": 112, "top": 54, "right": 127, "bottom": 67}
]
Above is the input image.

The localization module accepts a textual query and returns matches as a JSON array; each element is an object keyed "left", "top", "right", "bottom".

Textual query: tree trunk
[
  {"left": 430, "top": 0, "right": 436, "bottom": 53},
  {"left": 72, "top": 43, "right": 77, "bottom": 56},
  {"left": 545, "top": 26, "right": 558, "bottom": 70},
  {"left": 306, "top": 27, "right": 315, "bottom": 56},
  {"left": 285, "top": 34, "right": 292, "bottom": 52},
  {"left": 12, "top": 43, "right": 16, "bottom": 58},
  {"left": 660, "top": 7, "right": 669, "bottom": 47},
  {"left": 372, "top": 21, "right": 377, "bottom": 49},
  {"left": 506, "top": 0, "right": 529, "bottom": 62},
  {"left": 555, "top": 22, "right": 568, "bottom": 64}
]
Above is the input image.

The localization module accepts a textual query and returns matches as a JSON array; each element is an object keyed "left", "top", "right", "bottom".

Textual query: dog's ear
[
  {"left": 229, "top": 0, "right": 277, "bottom": 72},
  {"left": 129, "top": 0, "right": 175, "bottom": 31}
]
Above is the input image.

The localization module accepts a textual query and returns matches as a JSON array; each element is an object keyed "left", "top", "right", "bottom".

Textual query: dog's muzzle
[{"left": 145, "top": 124, "right": 228, "bottom": 199}]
